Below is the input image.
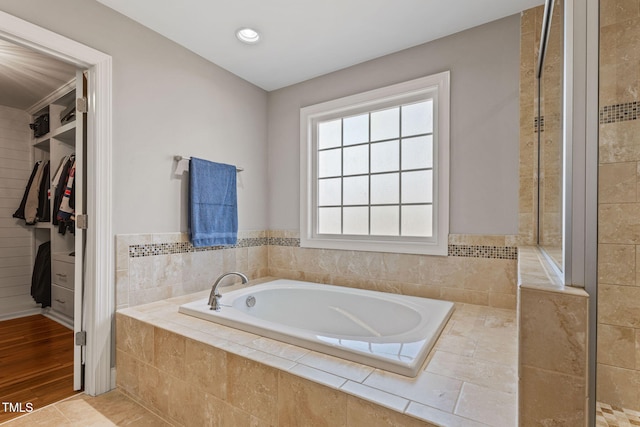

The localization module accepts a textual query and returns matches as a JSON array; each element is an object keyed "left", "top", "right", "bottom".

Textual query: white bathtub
[{"left": 178, "top": 279, "right": 454, "bottom": 377}]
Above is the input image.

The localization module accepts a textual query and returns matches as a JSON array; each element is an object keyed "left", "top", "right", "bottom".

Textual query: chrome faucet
[{"left": 208, "top": 272, "right": 249, "bottom": 311}]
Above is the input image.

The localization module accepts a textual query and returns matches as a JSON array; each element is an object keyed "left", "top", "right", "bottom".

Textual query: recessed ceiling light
[{"left": 236, "top": 28, "right": 260, "bottom": 44}]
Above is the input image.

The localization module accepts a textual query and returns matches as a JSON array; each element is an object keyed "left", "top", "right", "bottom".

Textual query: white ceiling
[
  {"left": 96, "top": 0, "right": 544, "bottom": 91},
  {"left": 0, "top": 39, "right": 77, "bottom": 111}
]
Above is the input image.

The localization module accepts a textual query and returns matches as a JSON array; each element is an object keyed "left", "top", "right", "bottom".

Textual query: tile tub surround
[
  {"left": 597, "top": 0, "right": 640, "bottom": 413},
  {"left": 116, "top": 281, "right": 518, "bottom": 427},
  {"left": 116, "top": 231, "right": 518, "bottom": 310},
  {"left": 517, "top": 247, "right": 590, "bottom": 426}
]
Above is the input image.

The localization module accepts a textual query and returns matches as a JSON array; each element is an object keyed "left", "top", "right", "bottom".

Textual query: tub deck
[{"left": 117, "top": 279, "right": 517, "bottom": 426}]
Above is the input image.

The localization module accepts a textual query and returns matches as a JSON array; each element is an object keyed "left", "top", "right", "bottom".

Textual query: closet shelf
[{"left": 32, "top": 121, "right": 76, "bottom": 148}]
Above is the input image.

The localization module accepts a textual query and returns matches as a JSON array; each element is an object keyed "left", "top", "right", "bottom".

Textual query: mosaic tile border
[
  {"left": 128, "top": 237, "right": 299, "bottom": 258},
  {"left": 534, "top": 115, "right": 545, "bottom": 133},
  {"left": 600, "top": 101, "right": 639, "bottom": 124},
  {"left": 128, "top": 236, "right": 517, "bottom": 260},
  {"left": 448, "top": 244, "right": 518, "bottom": 260}
]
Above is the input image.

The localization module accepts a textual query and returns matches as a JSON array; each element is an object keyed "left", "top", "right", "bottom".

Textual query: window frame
[{"left": 300, "top": 72, "right": 450, "bottom": 255}]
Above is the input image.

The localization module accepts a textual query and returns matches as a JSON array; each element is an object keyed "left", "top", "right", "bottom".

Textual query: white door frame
[{"left": 0, "top": 11, "right": 114, "bottom": 396}]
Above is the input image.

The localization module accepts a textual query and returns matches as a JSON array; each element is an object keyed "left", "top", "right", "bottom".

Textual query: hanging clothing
[
  {"left": 13, "top": 161, "right": 40, "bottom": 220},
  {"left": 24, "top": 161, "right": 46, "bottom": 225},
  {"left": 57, "top": 159, "right": 76, "bottom": 235},
  {"left": 52, "top": 155, "right": 74, "bottom": 226},
  {"left": 31, "top": 241, "right": 51, "bottom": 308},
  {"left": 36, "top": 161, "right": 50, "bottom": 222}
]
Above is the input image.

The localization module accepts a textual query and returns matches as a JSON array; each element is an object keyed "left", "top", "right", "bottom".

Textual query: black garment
[
  {"left": 13, "top": 162, "right": 40, "bottom": 220},
  {"left": 52, "top": 156, "right": 74, "bottom": 226},
  {"left": 31, "top": 241, "right": 51, "bottom": 308},
  {"left": 36, "top": 161, "right": 50, "bottom": 222}
]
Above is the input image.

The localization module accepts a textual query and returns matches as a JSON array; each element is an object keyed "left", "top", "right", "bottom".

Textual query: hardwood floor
[{"left": 0, "top": 315, "right": 77, "bottom": 423}]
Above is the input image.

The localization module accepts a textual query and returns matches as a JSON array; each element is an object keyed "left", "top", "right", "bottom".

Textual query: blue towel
[{"left": 189, "top": 157, "right": 238, "bottom": 247}]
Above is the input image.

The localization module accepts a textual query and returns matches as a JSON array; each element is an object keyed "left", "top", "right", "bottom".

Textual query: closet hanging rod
[{"left": 174, "top": 155, "right": 244, "bottom": 172}]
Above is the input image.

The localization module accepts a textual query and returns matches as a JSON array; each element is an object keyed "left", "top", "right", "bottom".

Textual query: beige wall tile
[
  {"left": 137, "top": 361, "right": 170, "bottom": 416},
  {"left": 462, "top": 258, "right": 516, "bottom": 295},
  {"left": 153, "top": 328, "right": 185, "bottom": 379},
  {"left": 488, "top": 292, "right": 517, "bottom": 310},
  {"left": 601, "top": 0, "right": 640, "bottom": 27},
  {"left": 519, "top": 288, "right": 587, "bottom": 377},
  {"left": 599, "top": 283, "right": 640, "bottom": 328},
  {"left": 440, "top": 288, "right": 489, "bottom": 306},
  {"left": 166, "top": 376, "right": 207, "bottom": 427},
  {"left": 278, "top": 371, "right": 347, "bottom": 427},
  {"left": 519, "top": 366, "right": 586, "bottom": 426},
  {"left": 597, "top": 323, "right": 636, "bottom": 369},
  {"left": 116, "top": 314, "right": 154, "bottom": 364},
  {"left": 346, "top": 396, "right": 434, "bottom": 427},
  {"left": 597, "top": 363, "right": 640, "bottom": 409},
  {"left": 600, "top": 121, "right": 640, "bottom": 164},
  {"left": 227, "top": 354, "right": 278, "bottom": 425},
  {"left": 115, "top": 349, "right": 140, "bottom": 397},
  {"left": 637, "top": 329, "right": 640, "bottom": 370},
  {"left": 599, "top": 162, "right": 638, "bottom": 203},
  {"left": 203, "top": 393, "right": 269, "bottom": 427},
  {"left": 185, "top": 338, "right": 227, "bottom": 399},
  {"left": 115, "top": 269, "right": 130, "bottom": 309},
  {"left": 599, "top": 203, "right": 640, "bottom": 244},
  {"left": 598, "top": 244, "right": 636, "bottom": 286}
]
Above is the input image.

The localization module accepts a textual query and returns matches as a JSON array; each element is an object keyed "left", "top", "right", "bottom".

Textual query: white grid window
[
  {"left": 300, "top": 72, "right": 450, "bottom": 255},
  {"left": 316, "top": 101, "right": 434, "bottom": 237}
]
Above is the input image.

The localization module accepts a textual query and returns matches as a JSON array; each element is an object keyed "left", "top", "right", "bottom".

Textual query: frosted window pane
[
  {"left": 371, "top": 107, "right": 399, "bottom": 141},
  {"left": 401, "top": 100, "right": 432, "bottom": 136},
  {"left": 371, "top": 140, "right": 399, "bottom": 173},
  {"left": 343, "top": 114, "right": 369, "bottom": 146},
  {"left": 318, "top": 178, "right": 342, "bottom": 206},
  {"left": 343, "top": 207, "right": 369, "bottom": 235},
  {"left": 318, "top": 119, "right": 341, "bottom": 149},
  {"left": 343, "top": 176, "right": 368, "bottom": 205},
  {"left": 371, "top": 173, "right": 399, "bottom": 204},
  {"left": 343, "top": 145, "right": 369, "bottom": 175},
  {"left": 318, "top": 148, "right": 341, "bottom": 178},
  {"left": 371, "top": 206, "right": 399, "bottom": 236},
  {"left": 402, "top": 136, "right": 432, "bottom": 170},
  {"left": 402, "top": 170, "right": 432, "bottom": 203},
  {"left": 318, "top": 207, "right": 341, "bottom": 234},
  {"left": 401, "top": 205, "right": 432, "bottom": 237}
]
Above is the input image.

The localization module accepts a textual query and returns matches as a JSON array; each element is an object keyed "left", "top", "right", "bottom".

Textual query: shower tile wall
[
  {"left": 598, "top": 0, "right": 640, "bottom": 411},
  {"left": 517, "top": 7, "right": 590, "bottom": 425},
  {"left": 115, "top": 231, "right": 517, "bottom": 310}
]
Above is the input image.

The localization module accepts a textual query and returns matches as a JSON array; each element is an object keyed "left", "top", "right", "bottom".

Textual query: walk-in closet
[{"left": 0, "top": 37, "right": 85, "bottom": 423}]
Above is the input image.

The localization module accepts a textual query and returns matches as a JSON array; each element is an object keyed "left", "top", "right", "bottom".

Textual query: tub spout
[{"left": 208, "top": 272, "right": 249, "bottom": 311}]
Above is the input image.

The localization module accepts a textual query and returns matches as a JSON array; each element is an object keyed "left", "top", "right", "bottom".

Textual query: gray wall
[
  {"left": 0, "top": 0, "right": 269, "bottom": 235},
  {"left": 1, "top": 1, "right": 520, "bottom": 237},
  {"left": 267, "top": 14, "right": 521, "bottom": 235}
]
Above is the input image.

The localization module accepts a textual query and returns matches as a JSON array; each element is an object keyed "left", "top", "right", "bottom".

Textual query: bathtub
[{"left": 178, "top": 279, "right": 454, "bottom": 377}]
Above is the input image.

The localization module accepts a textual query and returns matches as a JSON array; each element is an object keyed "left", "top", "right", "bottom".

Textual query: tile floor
[
  {"left": 0, "top": 390, "right": 170, "bottom": 426},
  {"left": 596, "top": 402, "right": 640, "bottom": 427}
]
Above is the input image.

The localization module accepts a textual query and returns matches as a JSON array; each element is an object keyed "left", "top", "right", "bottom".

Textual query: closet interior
[
  {"left": 0, "top": 39, "right": 83, "bottom": 420},
  {"left": 0, "top": 38, "right": 80, "bottom": 326}
]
